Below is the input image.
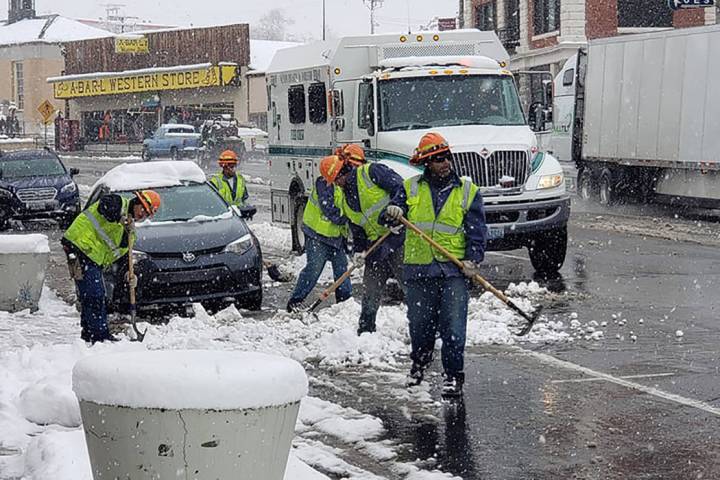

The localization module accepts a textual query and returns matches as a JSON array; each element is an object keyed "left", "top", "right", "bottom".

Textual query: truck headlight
[
  {"left": 0, "top": 188, "right": 13, "bottom": 199},
  {"left": 537, "top": 174, "right": 564, "bottom": 189},
  {"left": 224, "top": 234, "right": 254, "bottom": 255},
  {"left": 60, "top": 182, "right": 77, "bottom": 194}
]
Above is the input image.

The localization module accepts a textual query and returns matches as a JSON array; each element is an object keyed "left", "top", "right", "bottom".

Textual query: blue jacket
[
  {"left": 302, "top": 176, "right": 348, "bottom": 251},
  {"left": 342, "top": 162, "right": 406, "bottom": 263},
  {"left": 391, "top": 169, "right": 487, "bottom": 280}
]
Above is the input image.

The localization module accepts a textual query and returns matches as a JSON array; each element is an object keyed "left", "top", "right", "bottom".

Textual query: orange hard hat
[
  {"left": 339, "top": 143, "right": 366, "bottom": 167},
  {"left": 410, "top": 132, "right": 451, "bottom": 165},
  {"left": 135, "top": 189, "right": 161, "bottom": 216},
  {"left": 319, "top": 155, "right": 345, "bottom": 184},
  {"left": 218, "top": 149, "right": 238, "bottom": 165}
]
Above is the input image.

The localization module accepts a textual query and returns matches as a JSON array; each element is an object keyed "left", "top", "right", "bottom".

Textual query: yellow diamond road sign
[{"left": 38, "top": 100, "right": 56, "bottom": 124}]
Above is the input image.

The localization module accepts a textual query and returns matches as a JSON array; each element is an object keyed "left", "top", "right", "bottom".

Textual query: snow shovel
[
  {"left": 126, "top": 220, "right": 147, "bottom": 342},
  {"left": 398, "top": 217, "right": 541, "bottom": 336},
  {"left": 264, "top": 261, "right": 293, "bottom": 282},
  {"left": 301, "top": 231, "right": 392, "bottom": 314}
]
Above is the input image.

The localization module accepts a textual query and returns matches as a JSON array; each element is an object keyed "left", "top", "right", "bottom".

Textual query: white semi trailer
[
  {"left": 267, "top": 30, "right": 569, "bottom": 273},
  {"left": 550, "top": 24, "right": 720, "bottom": 207}
]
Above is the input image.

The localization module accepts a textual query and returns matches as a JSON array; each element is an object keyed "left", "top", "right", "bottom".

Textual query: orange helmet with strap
[
  {"left": 218, "top": 149, "right": 238, "bottom": 166},
  {"left": 319, "top": 155, "right": 345, "bottom": 184},
  {"left": 339, "top": 143, "right": 366, "bottom": 167},
  {"left": 410, "top": 132, "right": 451, "bottom": 165},
  {"left": 134, "top": 190, "right": 161, "bottom": 216}
]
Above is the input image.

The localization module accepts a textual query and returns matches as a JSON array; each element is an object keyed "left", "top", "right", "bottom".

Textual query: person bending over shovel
[
  {"left": 285, "top": 147, "right": 361, "bottom": 312},
  {"left": 62, "top": 190, "right": 161, "bottom": 344},
  {"left": 384, "top": 132, "right": 487, "bottom": 397}
]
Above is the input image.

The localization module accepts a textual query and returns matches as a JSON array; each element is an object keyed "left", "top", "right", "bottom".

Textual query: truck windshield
[{"left": 378, "top": 75, "right": 525, "bottom": 131}]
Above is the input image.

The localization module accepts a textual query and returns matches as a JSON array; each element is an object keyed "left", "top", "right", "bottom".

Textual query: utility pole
[
  {"left": 322, "top": 0, "right": 326, "bottom": 40},
  {"left": 363, "top": 0, "right": 384, "bottom": 34}
]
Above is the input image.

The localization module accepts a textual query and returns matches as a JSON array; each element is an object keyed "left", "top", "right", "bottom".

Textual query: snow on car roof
[
  {"left": 160, "top": 124, "right": 195, "bottom": 130},
  {"left": 94, "top": 160, "right": 206, "bottom": 192},
  {"left": 72, "top": 350, "right": 308, "bottom": 410}
]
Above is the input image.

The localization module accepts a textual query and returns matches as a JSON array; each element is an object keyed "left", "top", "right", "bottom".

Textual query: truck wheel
[
  {"left": 170, "top": 147, "right": 179, "bottom": 161},
  {"left": 528, "top": 227, "right": 567, "bottom": 274},
  {"left": 577, "top": 168, "right": 594, "bottom": 201},
  {"left": 141, "top": 146, "right": 151, "bottom": 162},
  {"left": 598, "top": 169, "right": 614, "bottom": 206},
  {"left": 291, "top": 196, "right": 307, "bottom": 254}
]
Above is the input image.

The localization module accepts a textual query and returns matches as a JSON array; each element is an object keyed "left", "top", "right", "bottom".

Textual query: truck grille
[
  {"left": 16, "top": 187, "right": 57, "bottom": 202},
  {"left": 452, "top": 151, "right": 529, "bottom": 188}
]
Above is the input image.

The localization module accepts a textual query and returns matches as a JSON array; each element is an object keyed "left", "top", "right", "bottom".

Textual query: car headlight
[
  {"left": 537, "top": 173, "right": 564, "bottom": 189},
  {"left": 60, "top": 182, "right": 77, "bottom": 194},
  {"left": 0, "top": 188, "right": 13, "bottom": 199},
  {"left": 132, "top": 250, "right": 149, "bottom": 263},
  {"left": 224, "top": 234, "right": 254, "bottom": 255}
]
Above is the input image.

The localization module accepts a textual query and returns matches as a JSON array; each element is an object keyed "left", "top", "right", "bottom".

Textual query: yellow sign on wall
[
  {"left": 51, "top": 65, "right": 239, "bottom": 100},
  {"left": 114, "top": 37, "right": 149, "bottom": 54}
]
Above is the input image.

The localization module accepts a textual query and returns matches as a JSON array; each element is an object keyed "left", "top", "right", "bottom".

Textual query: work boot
[
  {"left": 441, "top": 373, "right": 465, "bottom": 398},
  {"left": 286, "top": 299, "right": 304, "bottom": 313},
  {"left": 406, "top": 363, "right": 425, "bottom": 387}
]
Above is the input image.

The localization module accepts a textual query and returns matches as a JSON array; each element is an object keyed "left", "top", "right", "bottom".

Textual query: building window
[
  {"left": 618, "top": 0, "right": 672, "bottom": 28},
  {"left": 308, "top": 82, "right": 327, "bottom": 124},
  {"left": 288, "top": 84, "right": 306, "bottom": 124},
  {"left": 534, "top": 0, "right": 560, "bottom": 35},
  {"left": 474, "top": 2, "right": 496, "bottom": 31},
  {"left": 12, "top": 61, "right": 24, "bottom": 110}
]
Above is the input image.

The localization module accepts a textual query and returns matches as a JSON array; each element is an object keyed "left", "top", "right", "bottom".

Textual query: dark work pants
[
  {"left": 406, "top": 276, "right": 469, "bottom": 378},
  {"left": 76, "top": 262, "right": 111, "bottom": 343},
  {"left": 358, "top": 247, "right": 405, "bottom": 334}
]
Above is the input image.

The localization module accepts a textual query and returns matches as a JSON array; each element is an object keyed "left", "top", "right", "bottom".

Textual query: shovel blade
[{"left": 515, "top": 306, "right": 543, "bottom": 337}]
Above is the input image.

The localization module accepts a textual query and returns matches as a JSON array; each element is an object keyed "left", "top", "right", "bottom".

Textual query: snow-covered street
[{"left": 3, "top": 155, "right": 720, "bottom": 479}]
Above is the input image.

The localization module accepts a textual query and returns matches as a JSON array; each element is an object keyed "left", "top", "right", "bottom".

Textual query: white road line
[
  {"left": 487, "top": 252, "right": 530, "bottom": 262},
  {"left": 515, "top": 349, "right": 720, "bottom": 417},
  {"left": 551, "top": 372, "right": 676, "bottom": 384}
]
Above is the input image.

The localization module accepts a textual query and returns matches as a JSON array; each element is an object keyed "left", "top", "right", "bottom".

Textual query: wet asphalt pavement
[{"left": 16, "top": 154, "right": 720, "bottom": 479}]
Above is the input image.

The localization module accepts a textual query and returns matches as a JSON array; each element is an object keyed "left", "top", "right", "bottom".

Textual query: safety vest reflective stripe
[
  {"left": 409, "top": 175, "right": 473, "bottom": 210},
  {"left": 412, "top": 221, "right": 461, "bottom": 235},
  {"left": 84, "top": 211, "right": 123, "bottom": 260},
  {"left": 356, "top": 196, "right": 390, "bottom": 227}
]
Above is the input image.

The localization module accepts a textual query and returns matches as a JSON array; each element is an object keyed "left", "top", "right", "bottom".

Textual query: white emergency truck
[
  {"left": 267, "top": 30, "right": 569, "bottom": 274},
  {"left": 549, "top": 24, "right": 720, "bottom": 207}
]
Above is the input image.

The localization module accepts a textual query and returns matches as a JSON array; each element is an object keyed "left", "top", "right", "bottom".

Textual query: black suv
[{"left": 0, "top": 149, "right": 81, "bottom": 230}]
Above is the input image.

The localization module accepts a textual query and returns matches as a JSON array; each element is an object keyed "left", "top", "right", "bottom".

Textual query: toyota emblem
[{"left": 182, "top": 252, "right": 196, "bottom": 263}]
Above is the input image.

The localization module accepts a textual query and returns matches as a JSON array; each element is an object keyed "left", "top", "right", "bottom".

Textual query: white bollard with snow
[
  {"left": 0, "top": 234, "right": 49, "bottom": 312},
  {"left": 72, "top": 350, "right": 308, "bottom": 480}
]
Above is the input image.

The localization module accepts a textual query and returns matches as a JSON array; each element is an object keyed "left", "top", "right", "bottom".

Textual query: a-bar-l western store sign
[{"left": 50, "top": 64, "right": 239, "bottom": 100}]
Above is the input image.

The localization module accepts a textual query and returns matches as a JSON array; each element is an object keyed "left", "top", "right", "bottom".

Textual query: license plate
[
  {"left": 24, "top": 201, "right": 55, "bottom": 211},
  {"left": 487, "top": 226, "right": 505, "bottom": 240}
]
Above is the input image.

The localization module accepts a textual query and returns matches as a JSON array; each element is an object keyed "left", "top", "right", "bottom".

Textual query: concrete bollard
[
  {"left": 0, "top": 234, "right": 49, "bottom": 312},
  {"left": 72, "top": 350, "right": 308, "bottom": 480}
]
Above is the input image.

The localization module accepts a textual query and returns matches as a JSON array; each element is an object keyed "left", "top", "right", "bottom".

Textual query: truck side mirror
[
  {"left": 528, "top": 102, "right": 543, "bottom": 132},
  {"left": 330, "top": 90, "right": 344, "bottom": 117},
  {"left": 332, "top": 117, "right": 346, "bottom": 132},
  {"left": 70, "top": 167, "right": 80, "bottom": 176}
]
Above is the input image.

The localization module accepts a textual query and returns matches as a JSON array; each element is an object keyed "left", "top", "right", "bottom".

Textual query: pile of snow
[
  {"left": 247, "top": 175, "right": 271, "bottom": 186},
  {"left": 0, "top": 233, "right": 50, "bottom": 254},
  {"left": 251, "top": 221, "right": 294, "bottom": 252},
  {"left": 0, "top": 287, "right": 78, "bottom": 350},
  {"left": 94, "top": 160, "right": 206, "bottom": 191},
  {"left": 73, "top": 350, "right": 308, "bottom": 410}
]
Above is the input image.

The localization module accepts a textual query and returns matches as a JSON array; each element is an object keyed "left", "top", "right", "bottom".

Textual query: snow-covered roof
[
  {"left": 72, "top": 350, "right": 308, "bottom": 409},
  {"left": 0, "top": 16, "right": 112, "bottom": 47},
  {"left": 95, "top": 161, "right": 206, "bottom": 192},
  {"left": 249, "top": 39, "right": 300, "bottom": 73}
]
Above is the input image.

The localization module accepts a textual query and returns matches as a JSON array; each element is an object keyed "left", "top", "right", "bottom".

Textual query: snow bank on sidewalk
[{"left": 0, "top": 233, "right": 50, "bottom": 254}]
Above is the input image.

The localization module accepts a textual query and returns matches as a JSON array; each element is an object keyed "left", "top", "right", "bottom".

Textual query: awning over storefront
[{"left": 47, "top": 63, "right": 240, "bottom": 100}]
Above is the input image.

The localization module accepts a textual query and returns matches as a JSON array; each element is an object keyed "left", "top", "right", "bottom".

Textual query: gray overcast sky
[{"left": 34, "top": 0, "right": 459, "bottom": 38}]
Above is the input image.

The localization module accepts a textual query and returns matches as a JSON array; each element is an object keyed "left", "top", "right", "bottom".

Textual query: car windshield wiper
[{"left": 165, "top": 217, "right": 191, "bottom": 222}]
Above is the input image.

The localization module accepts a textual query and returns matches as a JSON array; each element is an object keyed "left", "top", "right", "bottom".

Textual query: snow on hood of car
[
  {"left": 72, "top": 350, "right": 308, "bottom": 410},
  {"left": 0, "top": 234, "right": 50, "bottom": 254},
  {"left": 95, "top": 161, "right": 206, "bottom": 192}
]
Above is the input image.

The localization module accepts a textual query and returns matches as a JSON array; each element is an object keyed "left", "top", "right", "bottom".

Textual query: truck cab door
[
  {"left": 548, "top": 55, "right": 581, "bottom": 164},
  {"left": 356, "top": 79, "right": 377, "bottom": 151}
]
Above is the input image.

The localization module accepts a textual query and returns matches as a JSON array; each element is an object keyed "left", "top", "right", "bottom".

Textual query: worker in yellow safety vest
[
  {"left": 210, "top": 149, "right": 248, "bottom": 207},
  {"left": 62, "top": 190, "right": 161, "bottom": 343},
  {"left": 384, "top": 132, "right": 487, "bottom": 397}
]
